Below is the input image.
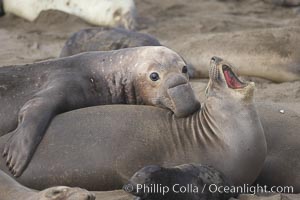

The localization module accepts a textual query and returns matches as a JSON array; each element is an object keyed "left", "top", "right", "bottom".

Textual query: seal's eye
[
  {"left": 150, "top": 72, "right": 160, "bottom": 81},
  {"left": 182, "top": 66, "right": 188, "bottom": 73}
]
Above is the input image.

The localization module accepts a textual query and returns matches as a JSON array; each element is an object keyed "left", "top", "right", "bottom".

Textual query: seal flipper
[
  {"left": 2, "top": 78, "right": 88, "bottom": 177},
  {"left": 2, "top": 88, "right": 65, "bottom": 177}
]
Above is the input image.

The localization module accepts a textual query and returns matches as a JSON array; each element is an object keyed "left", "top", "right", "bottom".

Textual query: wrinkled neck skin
[
  {"left": 170, "top": 85, "right": 266, "bottom": 186},
  {"left": 0, "top": 170, "right": 36, "bottom": 200},
  {"left": 86, "top": 49, "right": 141, "bottom": 105}
]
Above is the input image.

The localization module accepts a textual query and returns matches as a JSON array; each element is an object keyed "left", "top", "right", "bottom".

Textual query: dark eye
[
  {"left": 150, "top": 72, "right": 160, "bottom": 81},
  {"left": 182, "top": 66, "right": 188, "bottom": 73}
]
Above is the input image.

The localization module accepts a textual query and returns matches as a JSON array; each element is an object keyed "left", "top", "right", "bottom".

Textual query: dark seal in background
[{"left": 0, "top": 0, "right": 4, "bottom": 17}]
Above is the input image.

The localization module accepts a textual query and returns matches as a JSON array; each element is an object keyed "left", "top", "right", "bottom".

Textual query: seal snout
[
  {"left": 165, "top": 74, "right": 188, "bottom": 89},
  {"left": 209, "top": 57, "right": 221, "bottom": 81},
  {"left": 165, "top": 74, "right": 200, "bottom": 117},
  {"left": 211, "top": 56, "right": 223, "bottom": 64}
]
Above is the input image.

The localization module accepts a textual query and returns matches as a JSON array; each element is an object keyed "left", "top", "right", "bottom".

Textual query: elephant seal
[
  {"left": 0, "top": 57, "right": 266, "bottom": 191},
  {"left": 0, "top": 169, "right": 95, "bottom": 200},
  {"left": 60, "top": 27, "right": 161, "bottom": 57},
  {"left": 124, "top": 164, "right": 235, "bottom": 200},
  {"left": 167, "top": 27, "right": 300, "bottom": 82},
  {"left": 0, "top": 46, "right": 200, "bottom": 177},
  {"left": 3, "top": 0, "right": 136, "bottom": 29}
]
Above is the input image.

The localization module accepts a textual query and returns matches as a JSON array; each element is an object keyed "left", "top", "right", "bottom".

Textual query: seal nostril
[{"left": 211, "top": 56, "right": 223, "bottom": 63}]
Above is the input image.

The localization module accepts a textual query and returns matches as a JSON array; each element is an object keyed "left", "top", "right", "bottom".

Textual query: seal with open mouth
[
  {"left": 0, "top": 46, "right": 200, "bottom": 177},
  {"left": 0, "top": 57, "right": 266, "bottom": 191}
]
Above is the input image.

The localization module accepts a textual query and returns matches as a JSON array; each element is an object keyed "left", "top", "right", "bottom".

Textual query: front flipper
[{"left": 2, "top": 83, "right": 70, "bottom": 177}]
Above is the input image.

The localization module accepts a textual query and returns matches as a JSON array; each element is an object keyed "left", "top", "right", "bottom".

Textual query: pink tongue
[{"left": 224, "top": 70, "right": 244, "bottom": 89}]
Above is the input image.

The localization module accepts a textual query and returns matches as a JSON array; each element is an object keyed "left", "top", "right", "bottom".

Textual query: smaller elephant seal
[
  {"left": 0, "top": 169, "right": 95, "bottom": 200},
  {"left": 60, "top": 27, "right": 161, "bottom": 57},
  {"left": 0, "top": 46, "right": 200, "bottom": 177},
  {"left": 3, "top": 0, "right": 136, "bottom": 29},
  {"left": 124, "top": 164, "right": 236, "bottom": 200}
]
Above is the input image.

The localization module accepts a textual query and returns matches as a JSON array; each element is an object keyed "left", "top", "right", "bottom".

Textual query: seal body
[
  {"left": 0, "top": 57, "right": 266, "bottom": 191},
  {"left": 125, "top": 164, "right": 235, "bottom": 200},
  {"left": 0, "top": 169, "right": 95, "bottom": 200},
  {"left": 0, "top": 46, "right": 200, "bottom": 177},
  {"left": 60, "top": 27, "right": 161, "bottom": 57},
  {"left": 3, "top": 0, "right": 136, "bottom": 29}
]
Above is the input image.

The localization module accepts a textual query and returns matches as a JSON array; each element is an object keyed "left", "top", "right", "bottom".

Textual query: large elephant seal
[
  {"left": 0, "top": 169, "right": 95, "bottom": 200},
  {"left": 0, "top": 46, "right": 200, "bottom": 177},
  {"left": 3, "top": 0, "right": 136, "bottom": 29},
  {"left": 125, "top": 164, "right": 235, "bottom": 200},
  {"left": 60, "top": 27, "right": 161, "bottom": 57},
  {"left": 0, "top": 57, "right": 266, "bottom": 191},
  {"left": 168, "top": 27, "right": 300, "bottom": 82}
]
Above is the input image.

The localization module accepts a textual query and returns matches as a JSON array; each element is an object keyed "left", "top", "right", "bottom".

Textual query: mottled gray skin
[
  {"left": 60, "top": 27, "right": 161, "bottom": 57},
  {"left": 125, "top": 164, "right": 236, "bottom": 200},
  {"left": 254, "top": 102, "right": 300, "bottom": 193},
  {"left": 0, "top": 46, "right": 200, "bottom": 177},
  {"left": 0, "top": 57, "right": 266, "bottom": 191},
  {"left": 0, "top": 169, "right": 95, "bottom": 200},
  {"left": 168, "top": 27, "right": 300, "bottom": 82}
]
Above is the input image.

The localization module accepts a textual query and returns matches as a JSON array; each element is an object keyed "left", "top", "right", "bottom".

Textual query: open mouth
[{"left": 222, "top": 65, "right": 247, "bottom": 89}]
